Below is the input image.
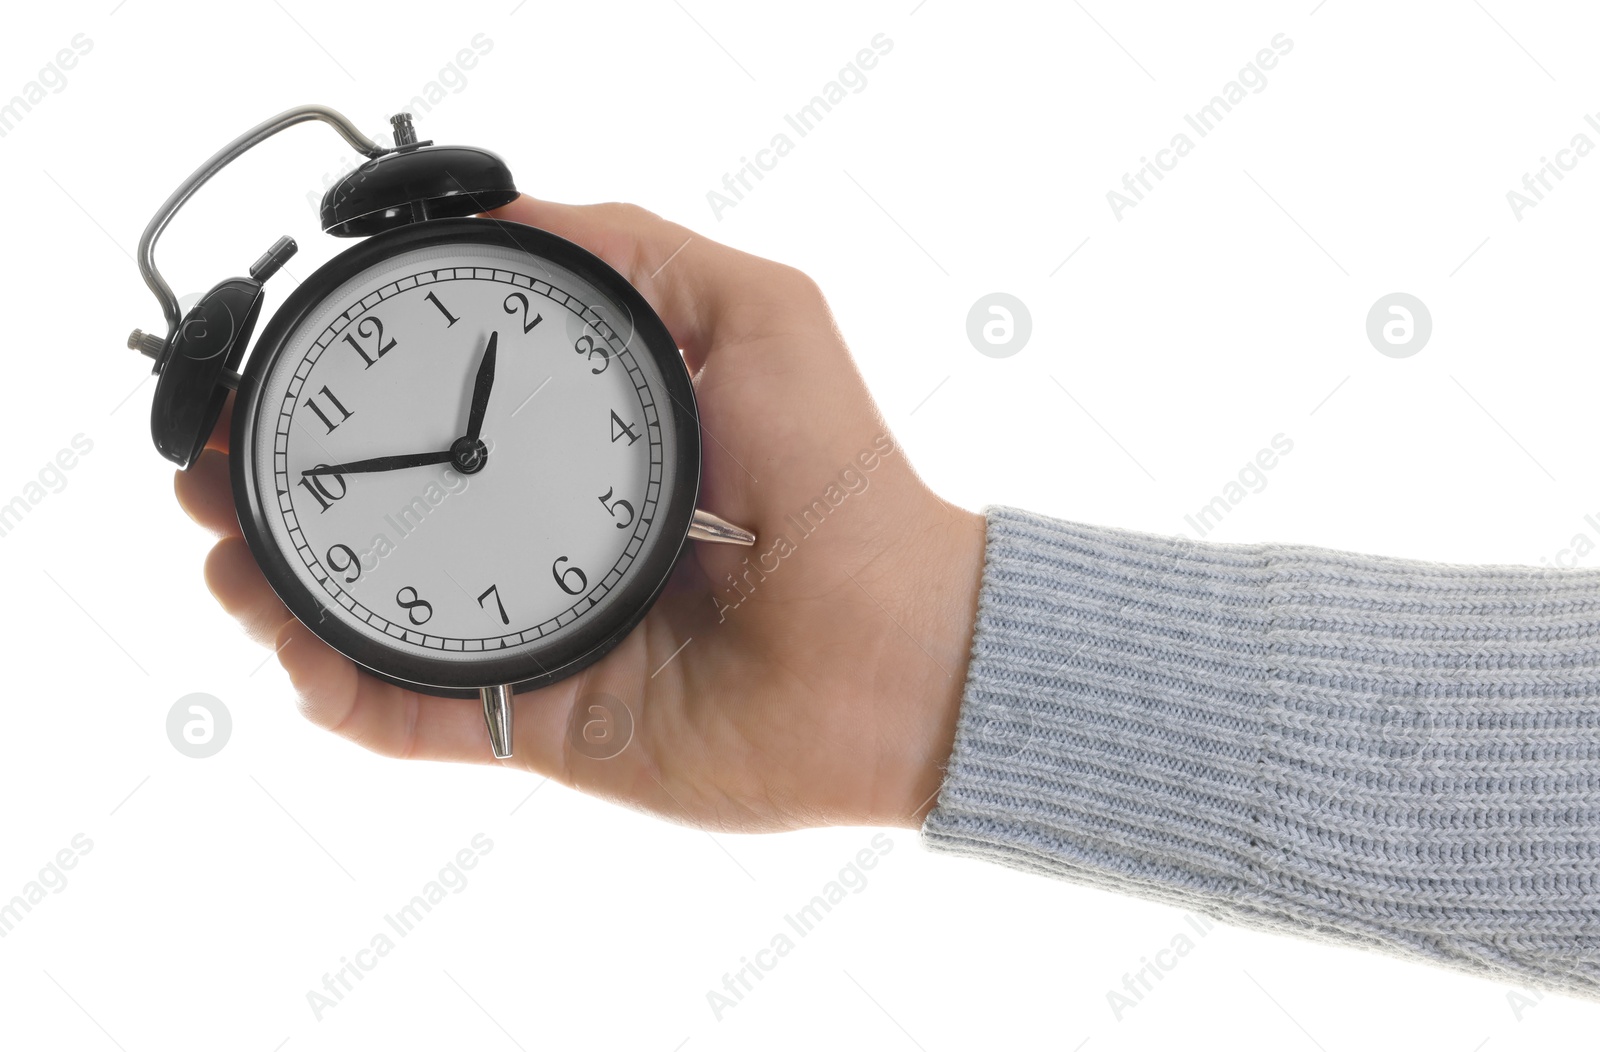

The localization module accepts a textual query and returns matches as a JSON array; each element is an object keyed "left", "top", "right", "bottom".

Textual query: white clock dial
[{"left": 249, "top": 242, "right": 678, "bottom": 666}]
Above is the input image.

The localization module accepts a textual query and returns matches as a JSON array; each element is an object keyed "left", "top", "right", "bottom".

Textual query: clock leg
[
  {"left": 688, "top": 508, "right": 757, "bottom": 546},
  {"left": 481, "top": 684, "right": 514, "bottom": 759}
]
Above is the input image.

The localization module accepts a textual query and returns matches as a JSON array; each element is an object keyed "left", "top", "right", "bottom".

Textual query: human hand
[{"left": 175, "top": 196, "right": 986, "bottom": 832}]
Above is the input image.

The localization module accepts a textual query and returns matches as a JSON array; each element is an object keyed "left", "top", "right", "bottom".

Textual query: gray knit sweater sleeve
[{"left": 922, "top": 506, "right": 1600, "bottom": 1000}]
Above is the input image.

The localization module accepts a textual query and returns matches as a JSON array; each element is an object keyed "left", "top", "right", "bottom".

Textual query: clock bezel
[{"left": 230, "top": 216, "right": 701, "bottom": 698}]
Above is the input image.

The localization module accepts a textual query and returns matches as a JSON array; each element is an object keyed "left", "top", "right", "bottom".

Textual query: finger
[
  {"left": 206, "top": 391, "right": 234, "bottom": 454},
  {"left": 174, "top": 448, "right": 240, "bottom": 538},
  {"left": 486, "top": 196, "right": 821, "bottom": 373},
  {"left": 276, "top": 620, "right": 562, "bottom": 766},
  {"left": 203, "top": 536, "right": 291, "bottom": 647},
  {"left": 276, "top": 623, "right": 473, "bottom": 761}
]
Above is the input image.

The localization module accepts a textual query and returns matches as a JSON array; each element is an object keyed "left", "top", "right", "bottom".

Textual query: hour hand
[
  {"left": 301, "top": 450, "right": 454, "bottom": 476},
  {"left": 465, "top": 330, "right": 498, "bottom": 443}
]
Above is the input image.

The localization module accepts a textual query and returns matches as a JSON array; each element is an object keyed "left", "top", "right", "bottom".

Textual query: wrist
[{"left": 876, "top": 504, "right": 986, "bottom": 829}]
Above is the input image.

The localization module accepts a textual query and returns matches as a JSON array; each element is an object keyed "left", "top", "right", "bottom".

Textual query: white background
[{"left": 1, "top": 0, "right": 1596, "bottom": 1048}]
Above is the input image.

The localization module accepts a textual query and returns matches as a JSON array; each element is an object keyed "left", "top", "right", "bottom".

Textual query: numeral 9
[{"left": 325, "top": 543, "right": 361, "bottom": 583}]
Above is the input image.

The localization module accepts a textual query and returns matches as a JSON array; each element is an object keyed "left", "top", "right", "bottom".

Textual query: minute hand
[{"left": 301, "top": 450, "right": 454, "bottom": 476}]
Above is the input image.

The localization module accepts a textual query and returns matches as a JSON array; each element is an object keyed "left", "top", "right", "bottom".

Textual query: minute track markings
[
  {"left": 271, "top": 266, "right": 664, "bottom": 650},
  {"left": 279, "top": 288, "right": 660, "bottom": 643}
]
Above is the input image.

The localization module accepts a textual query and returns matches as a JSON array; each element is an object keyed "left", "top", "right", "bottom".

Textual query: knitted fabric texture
[{"left": 922, "top": 505, "right": 1600, "bottom": 1000}]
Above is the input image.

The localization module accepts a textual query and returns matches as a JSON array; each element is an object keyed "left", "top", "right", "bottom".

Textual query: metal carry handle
[{"left": 136, "top": 104, "right": 388, "bottom": 335}]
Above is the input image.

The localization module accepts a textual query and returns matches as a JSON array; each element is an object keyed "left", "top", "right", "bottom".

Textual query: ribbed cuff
[{"left": 922, "top": 506, "right": 1600, "bottom": 999}]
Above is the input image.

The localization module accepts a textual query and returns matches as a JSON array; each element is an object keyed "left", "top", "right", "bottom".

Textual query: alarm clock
[{"left": 126, "top": 105, "right": 755, "bottom": 759}]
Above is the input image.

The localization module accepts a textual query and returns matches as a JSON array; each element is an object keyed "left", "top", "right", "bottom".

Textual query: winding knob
[
  {"left": 390, "top": 112, "right": 418, "bottom": 148},
  {"left": 249, "top": 236, "right": 298, "bottom": 282},
  {"left": 127, "top": 328, "right": 164, "bottom": 360}
]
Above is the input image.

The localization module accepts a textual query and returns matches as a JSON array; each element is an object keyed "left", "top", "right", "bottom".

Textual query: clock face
[{"left": 234, "top": 221, "right": 699, "bottom": 693}]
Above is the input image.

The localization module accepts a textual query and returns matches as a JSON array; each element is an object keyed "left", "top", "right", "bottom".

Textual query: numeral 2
[{"left": 503, "top": 292, "right": 544, "bottom": 334}]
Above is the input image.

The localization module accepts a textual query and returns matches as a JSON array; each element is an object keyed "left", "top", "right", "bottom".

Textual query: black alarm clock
[{"left": 127, "top": 105, "right": 754, "bottom": 758}]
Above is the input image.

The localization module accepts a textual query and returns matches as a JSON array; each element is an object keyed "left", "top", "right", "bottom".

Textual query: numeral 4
[{"left": 610, "top": 410, "right": 640, "bottom": 445}]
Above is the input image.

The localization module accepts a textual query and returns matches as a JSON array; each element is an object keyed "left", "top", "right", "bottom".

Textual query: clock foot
[
  {"left": 481, "top": 684, "right": 514, "bottom": 759},
  {"left": 688, "top": 508, "right": 756, "bottom": 546}
]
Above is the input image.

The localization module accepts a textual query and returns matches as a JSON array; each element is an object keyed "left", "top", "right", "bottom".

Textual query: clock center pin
[{"left": 450, "top": 435, "right": 489, "bottom": 474}]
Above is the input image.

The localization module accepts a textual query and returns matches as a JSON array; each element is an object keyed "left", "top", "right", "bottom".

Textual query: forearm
[{"left": 921, "top": 506, "right": 1600, "bottom": 1000}]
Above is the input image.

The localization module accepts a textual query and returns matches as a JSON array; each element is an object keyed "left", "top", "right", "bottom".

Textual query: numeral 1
[
  {"left": 304, "top": 385, "right": 353, "bottom": 433},
  {"left": 425, "top": 291, "right": 459, "bottom": 327}
]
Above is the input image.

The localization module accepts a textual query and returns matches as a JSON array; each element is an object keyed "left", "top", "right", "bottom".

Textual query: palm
[{"left": 178, "top": 198, "right": 982, "bottom": 833}]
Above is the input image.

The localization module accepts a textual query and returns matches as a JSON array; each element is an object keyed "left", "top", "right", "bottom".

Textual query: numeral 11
[{"left": 304, "top": 385, "right": 353, "bottom": 433}]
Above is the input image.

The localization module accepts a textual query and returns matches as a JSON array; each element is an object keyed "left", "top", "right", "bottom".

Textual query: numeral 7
[{"left": 477, "top": 583, "right": 510, "bottom": 625}]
